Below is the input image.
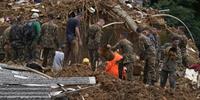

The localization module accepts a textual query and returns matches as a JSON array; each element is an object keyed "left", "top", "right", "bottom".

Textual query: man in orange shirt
[{"left": 105, "top": 52, "right": 123, "bottom": 78}]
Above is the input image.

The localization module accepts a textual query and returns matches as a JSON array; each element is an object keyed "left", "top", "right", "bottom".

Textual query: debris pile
[
  {"left": 46, "top": 66, "right": 200, "bottom": 100},
  {"left": 0, "top": 0, "right": 200, "bottom": 100}
]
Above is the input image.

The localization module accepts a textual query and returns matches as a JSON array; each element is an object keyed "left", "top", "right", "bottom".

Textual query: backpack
[
  {"left": 9, "top": 24, "right": 23, "bottom": 42},
  {"left": 23, "top": 21, "right": 36, "bottom": 42}
]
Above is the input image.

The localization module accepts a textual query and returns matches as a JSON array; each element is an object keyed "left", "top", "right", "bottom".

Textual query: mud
[{"left": 45, "top": 66, "right": 200, "bottom": 100}]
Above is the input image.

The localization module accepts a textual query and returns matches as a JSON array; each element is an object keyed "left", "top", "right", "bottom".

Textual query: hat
[
  {"left": 31, "top": 13, "right": 39, "bottom": 18},
  {"left": 82, "top": 58, "right": 90, "bottom": 65}
]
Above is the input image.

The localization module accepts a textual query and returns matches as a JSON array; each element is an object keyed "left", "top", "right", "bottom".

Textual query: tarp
[{"left": 185, "top": 68, "right": 198, "bottom": 83}]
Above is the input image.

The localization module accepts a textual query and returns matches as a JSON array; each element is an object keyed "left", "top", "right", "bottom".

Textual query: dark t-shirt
[{"left": 66, "top": 18, "right": 80, "bottom": 42}]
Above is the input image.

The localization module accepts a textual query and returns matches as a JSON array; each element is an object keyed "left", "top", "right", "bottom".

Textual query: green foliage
[{"left": 152, "top": 0, "right": 200, "bottom": 48}]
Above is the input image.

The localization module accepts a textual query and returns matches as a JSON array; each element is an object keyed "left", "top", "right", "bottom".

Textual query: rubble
[
  {"left": 0, "top": 0, "right": 199, "bottom": 99},
  {"left": 45, "top": 66, "right": 200, "bottom": 100}
]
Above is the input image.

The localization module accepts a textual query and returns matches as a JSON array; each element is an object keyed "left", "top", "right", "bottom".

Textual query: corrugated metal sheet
[
  {"left": 0, "top": 63, "right": 96, "bottom": 100},
  {"left": 0, "top": 85, "right": 51, "bottom": 100}
]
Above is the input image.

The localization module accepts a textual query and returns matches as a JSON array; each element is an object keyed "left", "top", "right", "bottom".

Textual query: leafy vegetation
[{"left": 151, "top": 0, "right": 200, "bottom": 49}]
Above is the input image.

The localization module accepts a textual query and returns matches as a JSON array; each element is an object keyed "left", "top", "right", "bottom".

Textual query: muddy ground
[
  {"left": 45, "top": 65, "right": 200, "bottom": 100},
  {"left": 0, "top": 1, "right": 199, "bottom": 100}
]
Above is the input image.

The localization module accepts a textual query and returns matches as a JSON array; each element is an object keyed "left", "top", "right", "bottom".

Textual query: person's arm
[
  {"left": 39, "top": 24, "right": 45, "bottom": 46},
  {"left": 94, "top": 28, "right": 102, "bottom": 47},
  {"left": 138, "top": 36, "right": 145, "bottom": 60},
  {"left": 112, "top": 42, "right": 120, "bottom": 51},
  {"left": 54, "top": 25, "right": 59, "bottom": 49},
  {"left": 75, "top": 27, "right": 82, "bottom": 46},
  {"left": 33, "top": 21, "right": 41, "bottom": 43},
  {"left": 176, "top": 48, "right": 182, "bottom": 65}
]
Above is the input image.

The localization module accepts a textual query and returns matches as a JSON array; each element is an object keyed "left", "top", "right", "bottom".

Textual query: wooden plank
[
  {"left": 0, "top": 63, "right": 28, "bottom": 71},
  {"left": 0, "top": 77, "right": 96, "bottom": 85}
]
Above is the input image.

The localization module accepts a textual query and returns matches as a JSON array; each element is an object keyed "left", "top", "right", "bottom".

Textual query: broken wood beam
[
  {"left": 102, "top": 22, "right": 124, "bottom": 28},
  {"left": 112, "top": 5, "right": 138, "bottom": 33}
]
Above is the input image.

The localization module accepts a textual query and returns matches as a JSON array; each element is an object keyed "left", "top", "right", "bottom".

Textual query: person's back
[
  {"left": 9, "top": 23, "right": 24, "bottom": 47},
  {"left": 23, "top": 19, "right": 41, "bottom": 44},
  {"left": 66, "top": 18, "right": 80, "bottom": 42},
  {"left": 139, "top": 34, "right": 156, "bottom": 58},
  {"left": 41, "top": 21, "right": 58, "bottom": 49},
  {"left": 53, "top": 50, "right": 64, "bottom": 71},
  {"left": 24, "top": 13, "right": 41, "bottom": 62},
  {"left": 87, "top": 24, "right": 102, "bottom": 50},
  {"left": 117, "top": 38, "right": 134, "bottom": 55}
]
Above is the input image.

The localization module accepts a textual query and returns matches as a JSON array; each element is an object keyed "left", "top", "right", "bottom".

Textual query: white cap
[{"left": 31, "top": 13, "right": 39, "bottom": 18}]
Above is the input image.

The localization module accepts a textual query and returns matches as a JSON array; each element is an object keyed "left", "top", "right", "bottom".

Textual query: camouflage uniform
[
  {"left": 9, "top": 23, "right": 24, "bottom": 61},
  {"left": 25, "top": 19, "right": 41, "bottom": 62},
  {"left": 178, "top": 35, "right": 188, "bottom": 67},
  {"left": 40, "top": 21, "right": 59, "bottom": 67},
  {"left": 147, "top": 33, "right": 161, "bottom": 82},
  {"left": 86, "top": 24, "right": 102, "bottom": 71},
  {"left": 139, "top": 34, "right": 156, "bottom": 85},
  {"left": 160, "top": 45, "right": 182, "bottom": 89},
  {"left": 2, "top": 26, "right": 12, "bottom": 61},
  {"left": 112, "top": 39, "right": 134, "bottom": 81}
]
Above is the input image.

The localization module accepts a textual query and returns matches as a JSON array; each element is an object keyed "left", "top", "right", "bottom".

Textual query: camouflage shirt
[
  {"left": 0, "top": 26, "right": 11, "bottom": 48},
  {"left": 41, "top": 21, "right": 59, "bottom": 49},
  {"left": 87, "top": 24, "right": 103, "bottom": 50},
  {"left": 139, "top": 34, "right": 156, "bottom": 59},
  {"left": 112, "top": 38, "right": 134, "bottom": 63},
  {"left": 162, "top": 46, "right": 182, "bottom": 72},
  {"left": 179, "top": 35, "right": 187, "bottom": 51}
]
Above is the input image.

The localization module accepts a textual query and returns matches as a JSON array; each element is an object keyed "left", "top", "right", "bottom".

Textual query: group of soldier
[
  {"left": 0, "top": 12, "right": 188, "bottom": 91},
  {"left": 1, "top": 12, "right": 59, "bottom": 68},
  {"left": 87, "top": 18, "right": 188, "bottom": 91},
  {"left": 86, "top": 16, "right": 187, "bottom": 91}
]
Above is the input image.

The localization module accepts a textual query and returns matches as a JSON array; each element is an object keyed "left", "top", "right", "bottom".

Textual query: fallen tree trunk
[{"left": 112, "top": 5, "right": 138, "bottom": 33}]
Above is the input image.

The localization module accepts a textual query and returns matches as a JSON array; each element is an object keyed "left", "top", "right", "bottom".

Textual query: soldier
[
  {"left": 179, "top": 35, "right": 188, "bottom": 66},
  {"left": 24, "top": 13, "right": 41, "bottom": 62},
  {"left": 108, "top": 32, "right": 134, "bottom": 81},
  {"left": 65, "top": 13, "right": 83, "bottom": 64},
  {"left": 1, "top": 26, "right": 11, "bottom": 61},
  {"left": 177, "top": 32, "right": 188, "bottom": 67},
  {"left": 40, "top": 13, "right": 59, "bottom": 67},
  {"left": 149, "top": 27, "right": 161, "bottom": 82},
  {"left": 9, "top": 17, "right": 24, "bottom": 62},
  {"left": 160, "top": 38, "right": 182, "bottom": 90},
  {"left": 86, "top": 19, "right": 105, "bottom": 71},
  {"left": 138, "top": 28, "right": 156, "bottom": 86}
]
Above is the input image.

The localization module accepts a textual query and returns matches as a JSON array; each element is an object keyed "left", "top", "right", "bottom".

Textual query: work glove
[{"left": 107, "top": 44, "right": 111, "bottom": 49}]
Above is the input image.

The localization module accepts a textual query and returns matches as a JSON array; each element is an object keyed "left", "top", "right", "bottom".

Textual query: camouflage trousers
[
  {"left": 88, "top": 49, "right": 99, "bottom": 71},
  {"left": 12, "top": 47, "right": 24, "bottom": 61},
  {"left": 143, "top": 56, "right": 156, "bottom": 85},
  {"left": 25, "top": 44, "right": 37, "bottom": 62},
  {"left": 119, "top": 59, "right": 134, "bottom": 81},
  {"left": 126, "top": 63, "right": 134, "bottom": 81},
  {"left": 42, "top": 48, "right": 55, "bottom": 67}
]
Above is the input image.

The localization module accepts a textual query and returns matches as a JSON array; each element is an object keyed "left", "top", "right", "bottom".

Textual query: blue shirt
[
  {"left": 66, "top": 18, "right": 80, "bottom": 43},
  {"left": 147, "top": 33, "right": 157, "bottom": 48}
]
